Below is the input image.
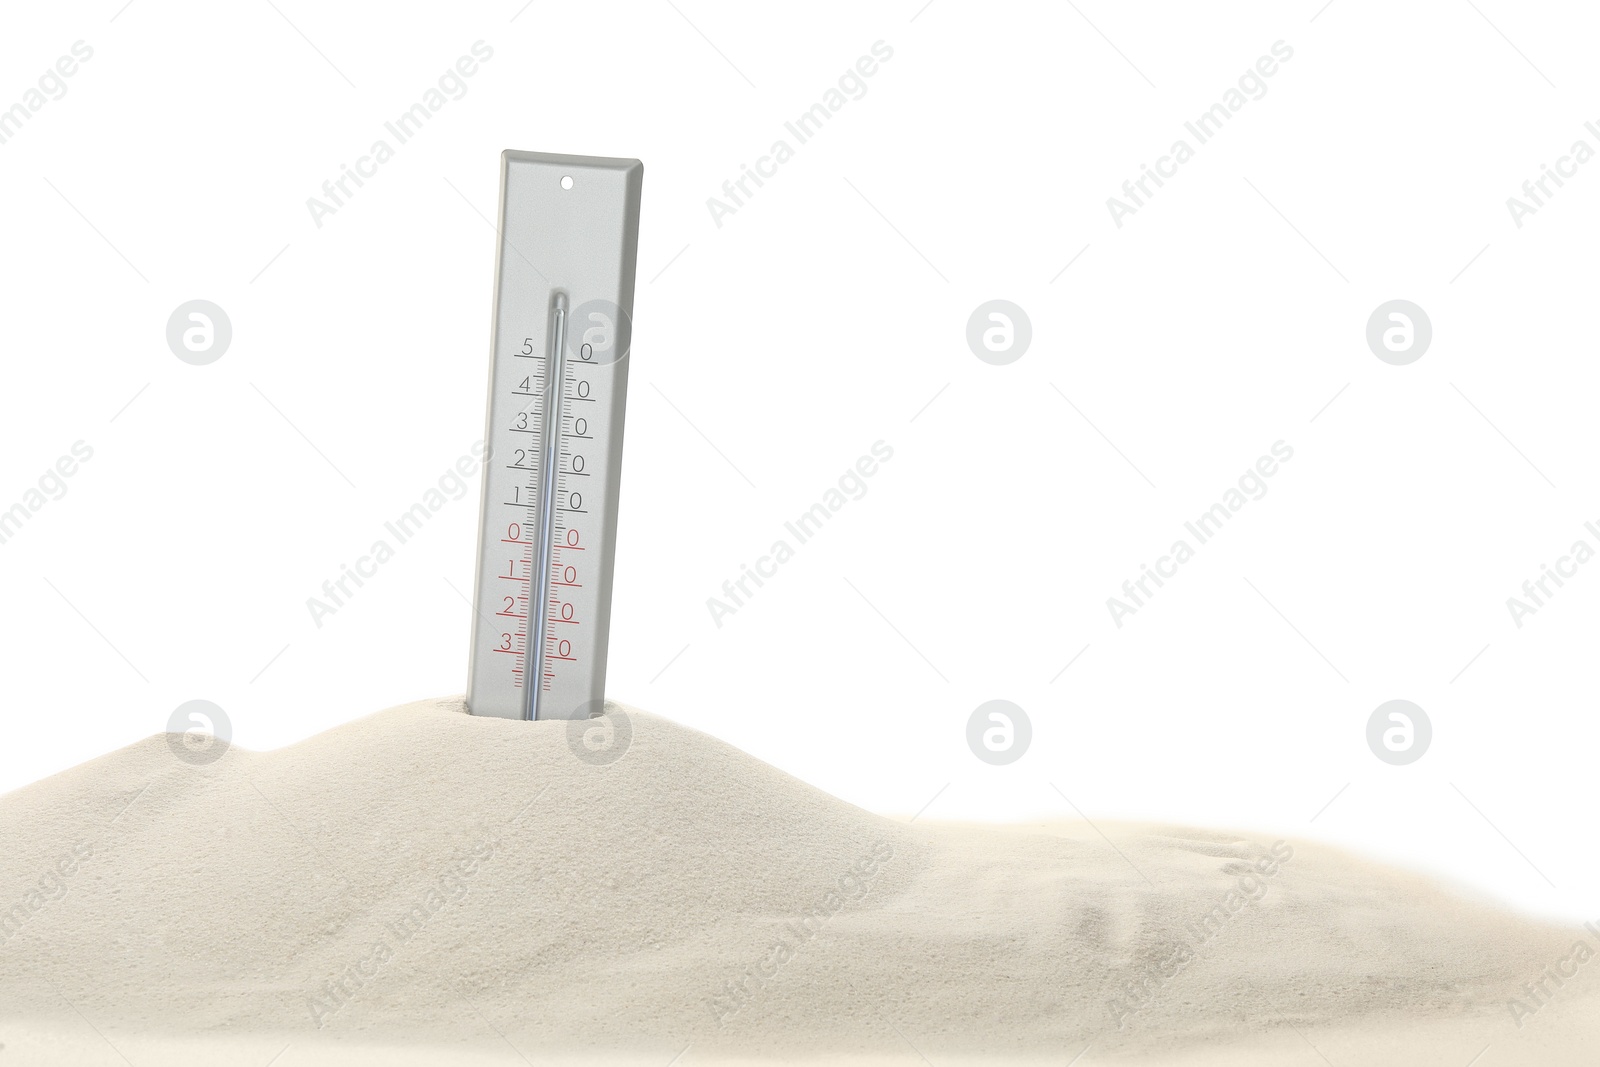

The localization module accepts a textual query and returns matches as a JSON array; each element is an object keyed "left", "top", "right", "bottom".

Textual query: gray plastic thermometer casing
[{"left": 466, "top": 151, "right": 643, "bottom": 720}]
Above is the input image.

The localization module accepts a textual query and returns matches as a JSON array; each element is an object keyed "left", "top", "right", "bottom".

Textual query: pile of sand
[{"left": 1, "top": 698, "right": 1595, "bottom": 1065}]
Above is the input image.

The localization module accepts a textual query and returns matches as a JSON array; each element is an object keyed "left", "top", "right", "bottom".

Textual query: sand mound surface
[{"left": 1, "top": 698, "right": 1595, "bottom": 1065}]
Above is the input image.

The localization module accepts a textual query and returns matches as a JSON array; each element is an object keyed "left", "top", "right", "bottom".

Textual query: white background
[{"left": 2, "top": 1, "right": 1597, "bottom": 922}]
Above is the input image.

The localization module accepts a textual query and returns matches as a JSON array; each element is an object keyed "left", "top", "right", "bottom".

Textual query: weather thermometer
[{"left": 466, "top": 151, "right": 644, "bottom": 720}]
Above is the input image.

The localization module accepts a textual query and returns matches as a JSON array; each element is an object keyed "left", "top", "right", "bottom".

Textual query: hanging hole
[{"left": 560, "top": 176, "right": 574, "bottom": 190}]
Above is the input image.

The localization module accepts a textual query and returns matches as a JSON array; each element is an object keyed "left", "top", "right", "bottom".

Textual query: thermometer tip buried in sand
[{"left": 466, "top": 151, "right": 644, "bottom": 721}]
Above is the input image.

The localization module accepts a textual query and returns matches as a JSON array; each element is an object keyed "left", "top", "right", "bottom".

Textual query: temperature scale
[{"left": 466, "top": 151, "right": 644, "bottom": 720}]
